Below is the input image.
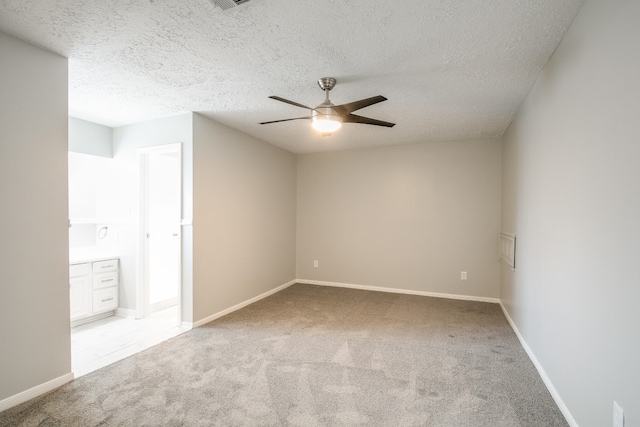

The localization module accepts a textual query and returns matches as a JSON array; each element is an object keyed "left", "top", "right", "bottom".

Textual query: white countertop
[{"left": 69, "top": 247, "right": 119, "bottom": 264}]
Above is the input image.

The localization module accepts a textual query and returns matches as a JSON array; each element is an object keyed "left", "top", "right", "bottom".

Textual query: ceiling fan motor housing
[{"left": 313, "top": 77, "right": 342, "bottom": 132}]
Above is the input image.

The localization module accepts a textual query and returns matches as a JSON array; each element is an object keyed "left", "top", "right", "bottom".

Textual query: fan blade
[
  {"left": 269, "top": 96, "right": 313, "bottom": 110},
  {"left": 259, "top": 116, "right": 312, "bottom": 125},
  {"left": 343, "top": 113, "right": 395, "bottom": 128},
  {"left": 334, "top": 95, "right": 387, "bottom": 115}
]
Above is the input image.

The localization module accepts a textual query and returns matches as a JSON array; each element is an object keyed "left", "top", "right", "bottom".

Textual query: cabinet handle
[
  {"left": 102, "top": 278, "right": 114, "bottom": 282},
  {"left": 101, "top": 265, "right": 114, "bottom": 269},
  {"left": 101, "top": 298, "right": 114, "bottom": 302}
]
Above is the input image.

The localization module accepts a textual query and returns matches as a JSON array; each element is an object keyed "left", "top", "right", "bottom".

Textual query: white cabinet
[
  {"left": 69, "top": 263, "right": 91, "bottom": 321},
  {"left": 70, "top": 258, "right": 119, "bottom": 324},
  {"left": 93, "top": 271, "right": 118, "bottom": 290},
  {"left": 93, "top": 259, "right": 118, "bottom": 275},
  {"left": 93, "top": 287, "right": 118, "bottom": 313},
  {"left": 91, "top": 259, "right": 118, "bottom": 315},
  {"left": 70, "top": 276, "right": 91, "bottom": 320}
]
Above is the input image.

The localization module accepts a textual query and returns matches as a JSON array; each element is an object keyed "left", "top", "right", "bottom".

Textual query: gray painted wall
[
  {"left": 6, "top": 2, "right": 639, "bottom": 420},
  {"left": 500, "top": 0, "right": 640, "bottom": 425},
  {"left": 112, "top": 113, "right": 194, "bottom": 322},
  {"left": 68, "top": 117, "right": 113, "bottom": 158},
  {"left": 192, "top": 113, "right": 297, "bottom": 322},
  {"left": 297, "top": 139, "right": 502, "bottom": 299},
  {"left": 0, "top": 32, "right": 70, "bottom": 401}
]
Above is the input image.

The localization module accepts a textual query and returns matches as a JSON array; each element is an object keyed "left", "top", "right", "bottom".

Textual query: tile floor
[{"left": 71, "top": 306, "right": 189, "bottom": 377}]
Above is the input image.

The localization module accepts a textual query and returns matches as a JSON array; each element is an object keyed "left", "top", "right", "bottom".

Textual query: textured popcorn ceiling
[{"left": 0, "top": 0, "right": 583, "bottom": 153}]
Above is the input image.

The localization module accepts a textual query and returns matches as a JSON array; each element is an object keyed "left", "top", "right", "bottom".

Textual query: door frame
[{"left": 136, "top": 143, "right": 182, "bottom": 324}]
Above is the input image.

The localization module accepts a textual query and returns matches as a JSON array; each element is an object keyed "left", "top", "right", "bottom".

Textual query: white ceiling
[{"left": 0, "top": 0, "right": 583, "bottom": 153}]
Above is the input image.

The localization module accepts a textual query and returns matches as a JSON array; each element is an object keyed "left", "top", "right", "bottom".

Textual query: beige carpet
[{"left": 0, "top": 283, "right": 567, "bottom": 426}]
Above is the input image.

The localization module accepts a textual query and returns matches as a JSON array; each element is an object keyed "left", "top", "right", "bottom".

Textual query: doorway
[
  {"left": 68, "top": 147, "right": 187, "bottom": 377},
  {"left": 138, "top": 143, "right": 182, "bottom": 323}
]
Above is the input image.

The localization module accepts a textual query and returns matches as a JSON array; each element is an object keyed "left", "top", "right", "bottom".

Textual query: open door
[{"left": 138, "top": 143, "right": 182, "bottom": 323}]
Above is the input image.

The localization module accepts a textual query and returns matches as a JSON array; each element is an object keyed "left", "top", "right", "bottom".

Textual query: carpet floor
[{"left": 0, "top": 283, "right": 568, "bottom": 426}]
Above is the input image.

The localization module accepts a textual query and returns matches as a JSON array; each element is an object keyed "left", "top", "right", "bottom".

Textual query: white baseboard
[
  {"left": 115, "top": 307, "right": 136, "bottom": 318},
  {"left": 0, "top": 372, "right": 74, "bottom": 413},
  {"left": 296, "top": 279, "right": 500, "bottom": 304},
  {"left": 499, "top": 302, "right": 578, "bottom": 427},
  {"left": 70, "top": 310, "right": 115, "bottom": 327},
  {"left": 192, "top": 280, "right": 297, "bottom": 328},
  {"left": 150, "top": 297, "right": 179, "bottom": 314}
]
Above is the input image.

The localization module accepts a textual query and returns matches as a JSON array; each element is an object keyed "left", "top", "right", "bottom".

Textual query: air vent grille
[{"left": 208, "top": 0, "right": 250, "bottom": 11}]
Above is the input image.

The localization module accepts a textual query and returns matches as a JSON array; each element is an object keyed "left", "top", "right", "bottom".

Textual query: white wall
[
  {"left": 297, "top": 139, "right": 502, "bottom": 299},
  {"left": 0, "top": 32, "right": 71, "bottom": 402},
  {"left": 500, "top": 0, "right": 640, "bottom": 425},
  {"left": 112, "top": 113, "right": 194, "bottom": 322},
  {"left": 192, "top": 114, "right": 297, "bottom": 322},
  {"left": 68, "top": 117, "right": 113, "bottom": 158},
  {"left": 68, "top": 119, "right": 117, "bottom": 251},
  {"left": 68, "top": 152, "right": 120, "bottom": 248}
]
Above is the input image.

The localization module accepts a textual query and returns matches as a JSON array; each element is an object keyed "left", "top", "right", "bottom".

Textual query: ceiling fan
[{"left": 259, "top": 77, "right": 395, "bottom": 135}]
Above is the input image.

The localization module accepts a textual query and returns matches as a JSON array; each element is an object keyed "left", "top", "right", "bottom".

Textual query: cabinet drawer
[
  {"left": 93, "top": 287, "right": 118, "bottom": 313},
  {"left": 93, "top": 271, "right": 118, "bottom": 289},
  {"left": 70, "top": 263, "right": 90, "bottom": 278},
  {"left": 93, "top": 259, "right": 118, "bottom": 273}
]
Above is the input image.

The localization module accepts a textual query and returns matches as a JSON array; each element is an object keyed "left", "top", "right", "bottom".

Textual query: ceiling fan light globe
[{"left": 312, "top": 115, "right": 342, "bottom": 132}]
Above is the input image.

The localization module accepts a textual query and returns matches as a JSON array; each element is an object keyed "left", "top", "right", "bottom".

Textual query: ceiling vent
[{"left": 208, "top": 0, "right": 250, "bottom": 11}]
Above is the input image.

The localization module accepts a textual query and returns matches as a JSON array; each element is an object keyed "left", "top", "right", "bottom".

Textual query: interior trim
[
  {"left": 297, "top": 279, "right": 500, "bottom": 303},
  {"left": 499, "top": 302, "right": 578, "bottom": 427},
  {"left": 0, "top": 372, "right": 74, "bottom": 413},
  {"left": 190, "top": 279, "right": 297, "bottom": 328},
  {"left": 115, "top": 307, "right": 136, "bottom": 318}
]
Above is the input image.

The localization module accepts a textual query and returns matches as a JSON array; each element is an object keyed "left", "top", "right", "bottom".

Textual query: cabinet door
[
  {"left": 70, "top": 263, "right": 90, "bottom": 278},
  {"left": 70, "top": 276, "right": 90, "bottom": 320}
]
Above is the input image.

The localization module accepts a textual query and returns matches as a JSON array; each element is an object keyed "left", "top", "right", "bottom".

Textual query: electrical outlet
[
  {"left": 313, "top": 260, "right": 319, "bottom": 268},
  {"left": 461, "top": 271, "right": 467, "bottom": 280},
  {"left": 613, "top": 401, "right": 624, "bottom": 427}
]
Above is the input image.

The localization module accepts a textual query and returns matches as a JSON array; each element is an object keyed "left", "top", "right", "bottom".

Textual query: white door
[{"left": 140, "top": 144, "right": 181, "bottom": 318}]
